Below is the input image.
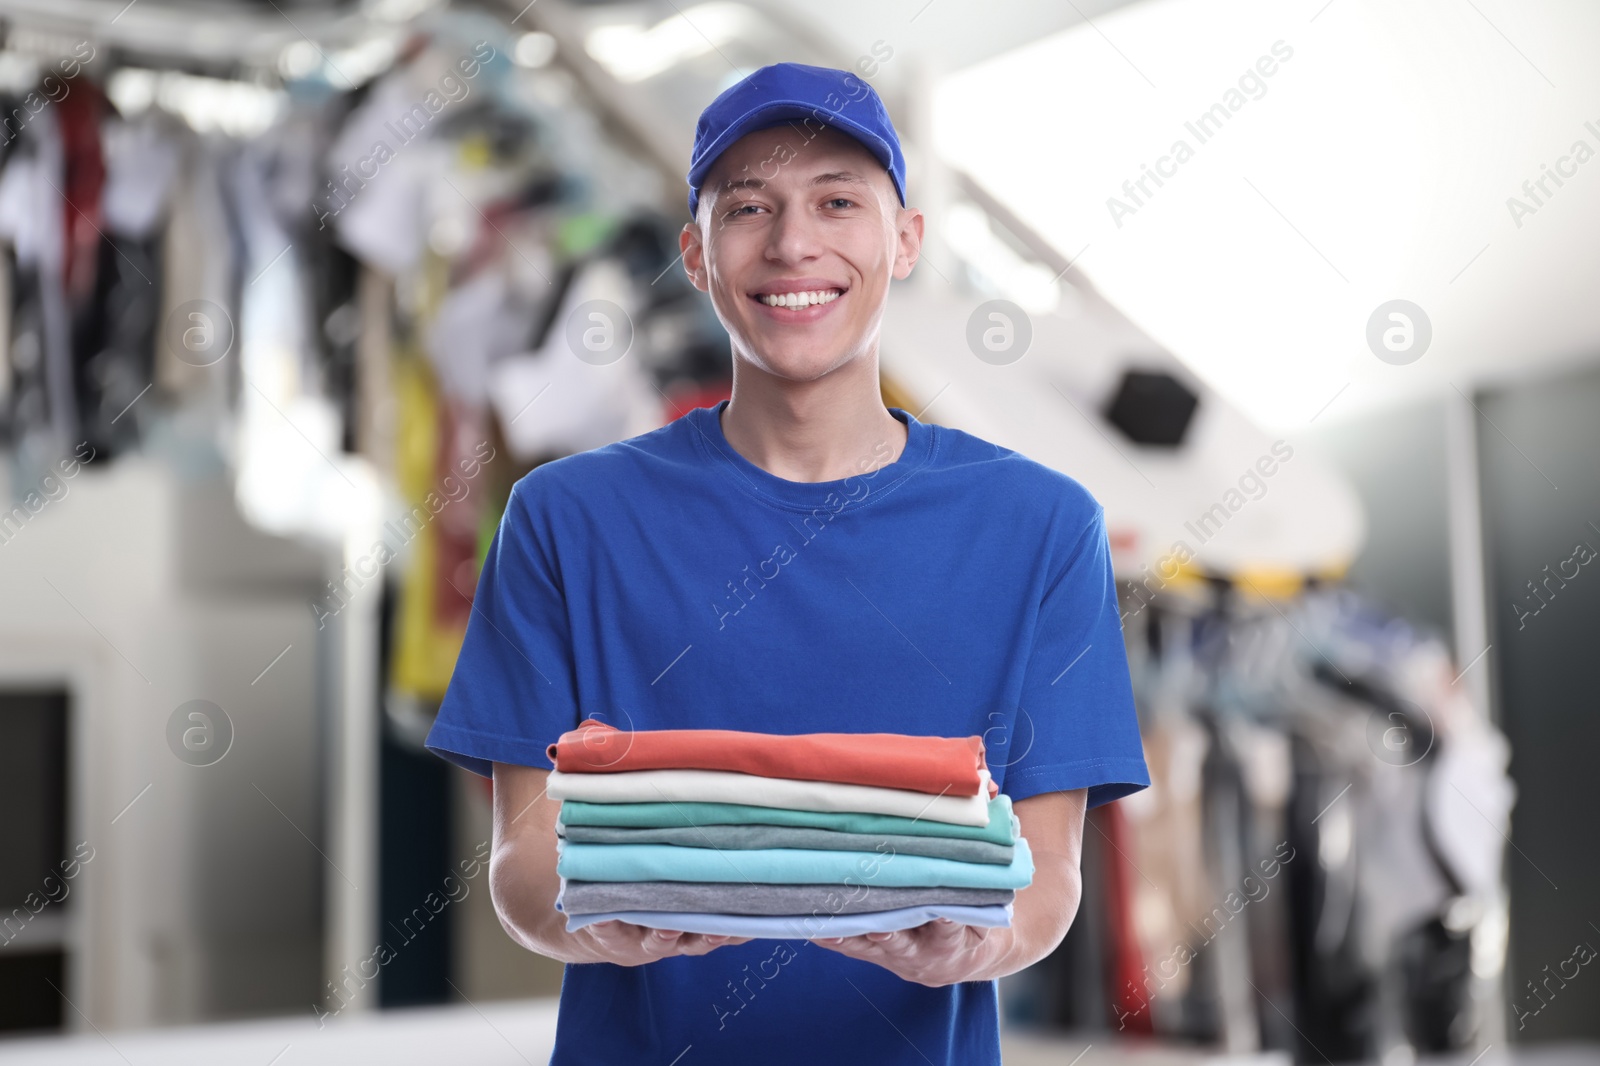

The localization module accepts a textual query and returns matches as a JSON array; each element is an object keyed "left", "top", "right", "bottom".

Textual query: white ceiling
[
  {"left": 739, "top": 0, "right": 1145, "bottom": 82},
  {"left": 930, "top": 0, "right": 1600, "bottom": 429}
]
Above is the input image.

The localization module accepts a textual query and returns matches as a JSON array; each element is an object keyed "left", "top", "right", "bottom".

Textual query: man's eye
[
  {"left": 825, "top": 198, "right": 855, "bottom": 209},
  {"left": 728, "top": 203, "right": 761, "bottom": 218}
]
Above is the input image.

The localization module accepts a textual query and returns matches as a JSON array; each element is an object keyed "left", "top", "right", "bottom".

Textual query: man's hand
[
  {"left": 811, "top": 789, "right": 1086, "bottom": 985},
  {"left": 813, "top": 918, "right": 1015, "bottom": 987},
  {"left": 573, "top": 920, "right": 753, "bottom": 966}
]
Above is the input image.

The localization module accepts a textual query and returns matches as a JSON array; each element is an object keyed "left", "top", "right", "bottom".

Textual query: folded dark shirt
[{"left": 558, "top": 822, "right": 1014, "bottom": 865}]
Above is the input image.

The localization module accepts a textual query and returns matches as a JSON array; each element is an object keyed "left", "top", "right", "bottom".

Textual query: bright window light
[
  {"left": 943, "top": 201, "right": 1063, "bottom": 313},
  {"left": 934, "top": 0, "right": 1595, "bottom": 429},
  {"left": 515, "top": 32, "right": 557, "bottom": 68},
  {"left": 586, "top": 3, "right": 756, "bottom": 83},
  {"left": 109, "top": 67, "right": 285, "bottom": 137}
]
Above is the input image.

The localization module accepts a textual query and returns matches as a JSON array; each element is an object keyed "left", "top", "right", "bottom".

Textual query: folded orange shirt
[{"left": 547, "top": 719, "right": 998, "bottom": 798}]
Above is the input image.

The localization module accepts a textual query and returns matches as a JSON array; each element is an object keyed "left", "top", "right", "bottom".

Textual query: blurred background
[{"left": 0, "top": 0, "right": 1595, "bottom": 1063}]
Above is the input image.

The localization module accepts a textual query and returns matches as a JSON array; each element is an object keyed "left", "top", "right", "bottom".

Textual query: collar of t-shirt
[{"left": 690, "top": 399, "right": 935, "bottom": 513}]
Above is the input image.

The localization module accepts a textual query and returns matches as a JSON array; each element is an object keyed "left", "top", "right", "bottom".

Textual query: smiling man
[{"left": 425, "top": 62, "right": 1150, "bottom": 1065}]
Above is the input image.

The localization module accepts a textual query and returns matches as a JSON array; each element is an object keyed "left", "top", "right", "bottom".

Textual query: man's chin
[{"left": 736, "top": 345, "right": 860, "bottom": 382}]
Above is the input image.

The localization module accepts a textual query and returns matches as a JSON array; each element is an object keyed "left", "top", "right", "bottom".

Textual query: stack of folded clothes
[{"left": 545, "top": 719, "right": 1032, "bottom": 940}]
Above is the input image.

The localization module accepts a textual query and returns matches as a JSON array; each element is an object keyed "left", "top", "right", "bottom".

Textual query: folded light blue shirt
[
  {"left": 555, "top": 838, "right": 1033, "bottom": 889},
  {"left": 563, "top": 903, "right": 1014, "bottom": 939}
]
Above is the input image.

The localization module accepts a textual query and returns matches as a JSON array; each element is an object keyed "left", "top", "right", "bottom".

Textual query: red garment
[
  {"left": 548, "top": 719, "right": 998, "bottom": 798},
  {"left": 57, "top": 77, "right": 107, "bottom": 303},
  {"left": 662, "top": 379, "right": 731, "bottom": 422},
  {"left": 431, "top": 396, "right": 485, "bottom": 629},
  {"left": 1098, "top": 801, "right": 1154, "bottom": 1034}
]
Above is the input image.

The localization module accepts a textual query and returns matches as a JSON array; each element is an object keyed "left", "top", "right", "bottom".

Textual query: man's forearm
[
  {"left": 489, "top": 838, "right": 564, "bottom": 957},
  {"left": 489, "top": 764, "right": 752, "bottom": 969},
  {"left": 490, "top": 837, "right": 606, "bottom": 965},
  {"left": 968, "top": 852, "right": 1083, "bottom": 982},
  {"left": 489, "top": 764, "right": 614, "bottom": 965}
]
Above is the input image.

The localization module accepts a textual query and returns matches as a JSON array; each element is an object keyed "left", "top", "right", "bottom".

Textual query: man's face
[{"left": 681, "top": 125, "right": 923, "bottom": 382}]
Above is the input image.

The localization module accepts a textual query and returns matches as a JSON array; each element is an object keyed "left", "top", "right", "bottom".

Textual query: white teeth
[{"left": 760, "top": 289, "right": 842, "bottom": 308}]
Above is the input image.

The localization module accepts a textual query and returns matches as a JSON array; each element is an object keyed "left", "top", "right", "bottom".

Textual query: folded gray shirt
[
  {"left": 556, "top": 822, "right": 1015, "bottom": 865},
  {"left": 558, "top": 879, "right": 1016, "bottom": 917}
]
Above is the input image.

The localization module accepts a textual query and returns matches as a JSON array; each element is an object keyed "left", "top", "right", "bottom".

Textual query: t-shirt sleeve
[
  {"left": 424, "top": 476, "right": 580, "bottom": 777},
  {"left": 1000, "top": 501, "right": 1150, "bottom": 809}
]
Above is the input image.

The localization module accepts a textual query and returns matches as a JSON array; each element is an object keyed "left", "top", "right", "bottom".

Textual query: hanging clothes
[
  {"left": 1099, "top": 800, "right": 1155, "bottom": 1035},
  {"left": 1096, "top": 588, "right": 1514, "bottom": 1063},
  {"left": 156, "top": 129, "right": 235, "bottom": 411},
  {"left": 487, "top": 255, "right": 662, "bottom": 461}
]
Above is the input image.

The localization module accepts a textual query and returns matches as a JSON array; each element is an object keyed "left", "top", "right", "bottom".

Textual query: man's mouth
[
  {"left": 752, "top": 288, "right": 844, "bottom": 308},
  {"left": 745, "top": 276, "right": 851, "bottom": 326}
]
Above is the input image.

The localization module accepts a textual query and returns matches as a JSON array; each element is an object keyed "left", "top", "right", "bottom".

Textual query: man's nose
[{"left": 766, "top": 201, "right": 823, "bottom": 263}]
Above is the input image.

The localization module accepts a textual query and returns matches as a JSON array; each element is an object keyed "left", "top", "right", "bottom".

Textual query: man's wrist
[
  {"left": 526, "top": 912, "right": 607, "bottom": 965},
  {"left": 958, "top": 925, "right": 1022, "bottom": 984}
]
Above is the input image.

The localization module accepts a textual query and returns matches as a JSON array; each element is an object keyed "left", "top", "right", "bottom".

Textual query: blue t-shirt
[{"left": 425, "top": 399, "right": 1150, "bottom": 1066}]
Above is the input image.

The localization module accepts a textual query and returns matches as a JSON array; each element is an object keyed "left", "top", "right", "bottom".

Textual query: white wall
[{"left": 0, "top": 455, "right": 330, "bottom": 1029}]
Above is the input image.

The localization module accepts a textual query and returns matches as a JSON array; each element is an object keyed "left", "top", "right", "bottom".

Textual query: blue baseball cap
[{"left": 686, "top": 62, "right": 908, "bottom": 219}]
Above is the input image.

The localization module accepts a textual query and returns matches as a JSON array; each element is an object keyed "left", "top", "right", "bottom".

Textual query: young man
[{"left": 426, "top": 62, "right": 1149, "bottom": 1065}]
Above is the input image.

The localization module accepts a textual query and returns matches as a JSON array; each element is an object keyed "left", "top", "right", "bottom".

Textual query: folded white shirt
[{"left": 545, "top": 768, "right": 994, "bottom": 827}]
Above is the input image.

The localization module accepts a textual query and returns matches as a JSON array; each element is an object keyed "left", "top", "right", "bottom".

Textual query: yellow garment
[{"left": 388, "top": 349, "right": 466, "bottom": 699}]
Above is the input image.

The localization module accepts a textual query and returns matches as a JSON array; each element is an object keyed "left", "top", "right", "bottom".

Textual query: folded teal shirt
[
  {"left": 557, "top": 795, "right": 1019, "bottom": 845},
  {"left": 558, "top": 823, "right": 1015, "bottom": 865},
  {"left": 555, "top": 837, "right": 1034, "bottom": 889}
]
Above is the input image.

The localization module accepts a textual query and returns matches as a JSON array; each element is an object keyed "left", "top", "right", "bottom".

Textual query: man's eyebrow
[
  {"left": 809, "top": 171, "right": 870, "bottom": 187},
  {"left": 716, "top": 171, "right": 873, "bottom": 194}
]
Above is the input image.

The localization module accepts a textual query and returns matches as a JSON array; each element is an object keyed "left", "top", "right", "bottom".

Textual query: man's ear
[
  {"left": 681, "top": 221, "right": 709, "bottom": 293},
  {"left": 892, "top": 206, "right": 925, "bottom": 281}
]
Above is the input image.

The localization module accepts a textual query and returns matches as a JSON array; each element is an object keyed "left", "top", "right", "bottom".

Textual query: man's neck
[{"left": 719, "top": 360, "right": 909, "bottom": 484}]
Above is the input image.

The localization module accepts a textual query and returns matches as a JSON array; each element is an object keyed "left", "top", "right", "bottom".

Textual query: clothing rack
[
  {"left": 0, "top": 5, "right": 730, "bottom": 1028},
  {"left": 1006, "top": 582, "right": 1515, "bottom": 1063}
]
